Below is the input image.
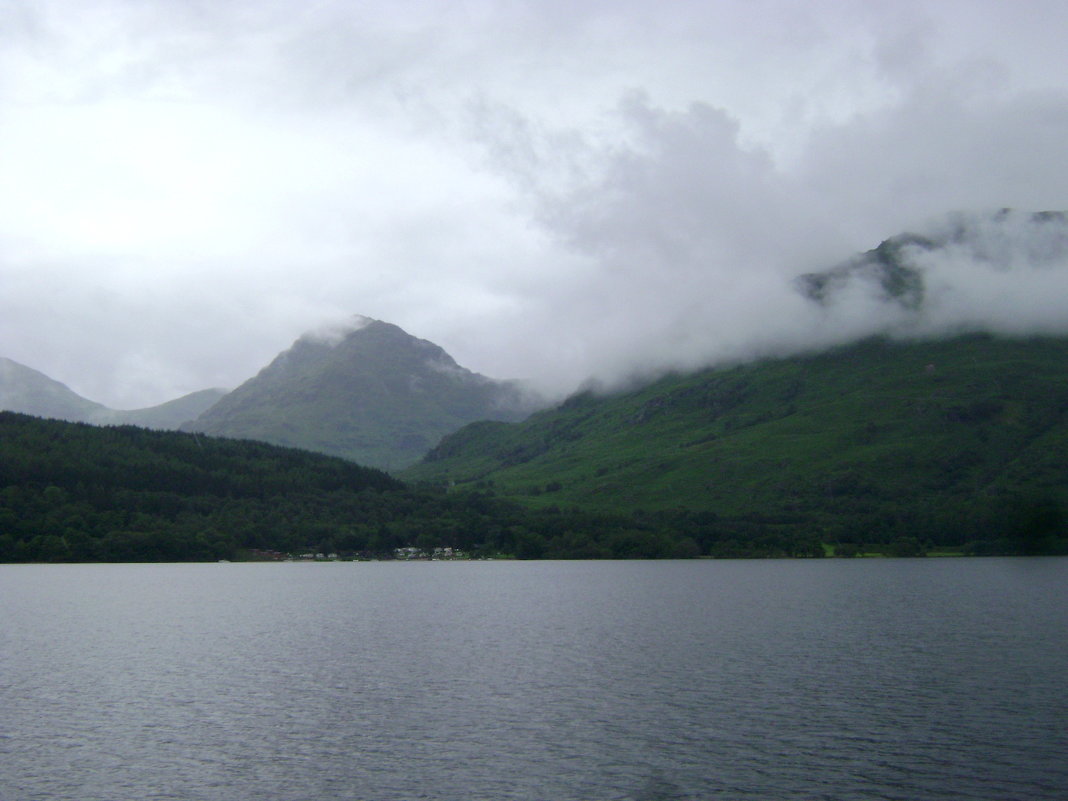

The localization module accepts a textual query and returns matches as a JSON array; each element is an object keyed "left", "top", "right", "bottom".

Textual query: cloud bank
[
  {"left": 464, "top": 89, "right": 1068, "bottom": 394},
  {"left": 1, "top": 1, "right": 1068, "bottom": 406}
]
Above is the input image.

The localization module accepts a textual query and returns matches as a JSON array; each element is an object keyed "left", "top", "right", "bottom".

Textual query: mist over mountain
[
  {"left": 797, "top": 209, "right": 1068, "bottom": 326},
  {"left": 0, "top": 357, "right": 225, "bottom": 429},
  {"left": 5, "top": 209, "right": 1067, "bottom": 460},
  {"left": 570, "top": 207, "right": 1068, "bottom": 396},
  {"left": 184, "top": 317, "right": 541, "bottom": 470}
]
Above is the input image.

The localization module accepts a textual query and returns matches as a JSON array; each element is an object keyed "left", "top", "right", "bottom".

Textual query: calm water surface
[{"left": 1, "top": 558, "right": 1066, "bottom": 800}]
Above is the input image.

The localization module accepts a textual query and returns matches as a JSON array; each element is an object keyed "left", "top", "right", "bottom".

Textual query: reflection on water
[{"left": 1, "top": 558, "right": 1066, "bottom": 800}]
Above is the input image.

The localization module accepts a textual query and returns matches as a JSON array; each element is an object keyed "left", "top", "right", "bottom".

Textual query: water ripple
[{"left": 1, "top": 558, "right": 1066, "bottom": 800}]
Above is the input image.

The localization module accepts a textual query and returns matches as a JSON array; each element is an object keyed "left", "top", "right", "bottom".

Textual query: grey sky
[{"left": 2, "top": 0, "right": 1068, "bottom": 407}]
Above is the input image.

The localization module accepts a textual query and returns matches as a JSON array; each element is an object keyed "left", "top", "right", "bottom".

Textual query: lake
[{"left": 1, "top": 558, "right": 1066, "bottom": 800}]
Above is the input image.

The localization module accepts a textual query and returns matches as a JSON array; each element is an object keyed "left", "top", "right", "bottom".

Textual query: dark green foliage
[
  {"left": 0, "top": 412, "right": 742, "bottom": 561},
  {"left": 404, "top": 335, "right": 1068, "bottom": 556},
  {"left": 0, "top": 413, "right": 404, "bottom": 561}
]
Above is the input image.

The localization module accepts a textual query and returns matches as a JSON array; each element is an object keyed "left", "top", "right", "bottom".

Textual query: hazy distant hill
[
  {"left": 184, "top": 317, "right": 541, "bottom": 470},
  {"left": 0, "top": 357, "right": 109, "bottom": 422},
  {"left": 91, "top": 388, "right": 229, "bottom": 429},
  {"left": 0, "top": 356, "right": 226, "bottom": 429}
]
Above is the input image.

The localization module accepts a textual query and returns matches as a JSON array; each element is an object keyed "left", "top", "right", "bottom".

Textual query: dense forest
[{"left": 0, "top": 412, "right": 829, "bottom": 561}]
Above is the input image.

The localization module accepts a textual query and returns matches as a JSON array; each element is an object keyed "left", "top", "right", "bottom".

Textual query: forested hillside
[
  {"left": 404, "top": 334, "right": 1068, "bottom": 556},
  {"left": 0, "top": 412, "right": 762, "bottom": 561},
  {"left": 6, "top": 332, "right": 1068, "bottom": 563}
]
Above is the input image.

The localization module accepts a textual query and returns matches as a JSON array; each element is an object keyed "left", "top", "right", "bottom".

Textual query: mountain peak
[
  {"left": 185, "top": 317, "right": 540, "bottom": 470},
  {"left": 796, "top": 208, "right": 1068, "bottom": 313},
  {"left": 297, "top": 315, "right": 377, "bottom": 347}
]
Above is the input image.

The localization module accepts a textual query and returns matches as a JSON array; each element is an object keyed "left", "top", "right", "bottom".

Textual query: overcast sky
[{"left": 2, "top": 0, "right": 1068, "bottom": 408}]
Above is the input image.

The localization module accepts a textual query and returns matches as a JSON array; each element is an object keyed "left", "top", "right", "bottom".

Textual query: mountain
[
  {"left": 402, "top": 333, "right": 1068, "bottom": 554},
  {"left": 796, "top": 232, "right": 932, "bottom": 310},
  {"left": 404, "top": 209, "right": 1068, "bottom": 528},
  {"left": 796, "top": 208, "right": 1068, "bottom": 311},
  {"left": 91, "top": 388, "right": 230, "bottom": 429},
  {"left": 184, "top": 317, "right": 541, "bottom": 470},
  {"left": 0, "top": 357, "right": 110, "bottom": 421},
  {"left": 0, "top": 357, "right": 226, "bottom": 429}
]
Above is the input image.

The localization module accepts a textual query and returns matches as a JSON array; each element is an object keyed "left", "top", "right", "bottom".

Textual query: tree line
[
  {"left": 0, "top": 413, "right": 817, "bottom": 561},
  {"left": 2, "top": 412, "right": 1063, "bottom": 562}
]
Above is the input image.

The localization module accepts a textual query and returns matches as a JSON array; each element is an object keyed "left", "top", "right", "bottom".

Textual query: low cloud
[
  {"left": 3, "top": 1, "right": 1068, "bottom": 406},
  {"left": 463, "top": 83, "right": 1068, "bottom": 398}
]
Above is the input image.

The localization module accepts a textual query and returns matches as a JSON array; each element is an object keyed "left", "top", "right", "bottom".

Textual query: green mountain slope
[
  {"left": 403, "top": 334, "right": 1068, "bottom": 552},
  {"left": 184, "top": 318, "right": 539, "bottom": 470}
]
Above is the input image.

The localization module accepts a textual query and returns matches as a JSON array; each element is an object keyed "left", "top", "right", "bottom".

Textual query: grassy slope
[{"left": 403, "top": 335, "right": 1068, "bottom": 530}]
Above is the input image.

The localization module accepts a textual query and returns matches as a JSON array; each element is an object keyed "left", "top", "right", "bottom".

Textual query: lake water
[{"left": 1, "top": 558, "right": 1066, "bottom": 801}]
